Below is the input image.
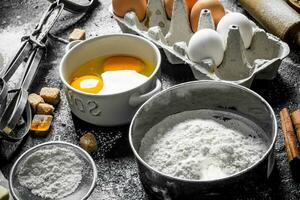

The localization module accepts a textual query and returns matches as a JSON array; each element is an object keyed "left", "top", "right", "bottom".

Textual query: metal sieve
[
  {"left": 129, "top": 80, "right": 277, "bottom": 199},
  {"left": 9, "top": 141, "right": 97, "bottom": 200}
]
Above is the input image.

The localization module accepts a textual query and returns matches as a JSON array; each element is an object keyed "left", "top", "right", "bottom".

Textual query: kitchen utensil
[
  {"left": 287, "top": 0, "right": 300, "bottom": 14},
  {"left": 129, "top": 80, "right": 277, "bottom": 199},
  {"left": 9, "top": 141, "right": 97, "bottom": 200},
  {"left": 240, "top": 0, "right": 300, "bottom": 46},
  {"left": 0, "top": 2, "right": 63, "bottom": 142},
  {"left": 0, "top": 0, "right": 96, "bottom": 142}
]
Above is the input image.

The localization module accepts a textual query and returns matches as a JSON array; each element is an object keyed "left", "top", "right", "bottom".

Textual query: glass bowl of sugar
[{"left": 9, "top": 141, "right": 97, "bottom": 200}]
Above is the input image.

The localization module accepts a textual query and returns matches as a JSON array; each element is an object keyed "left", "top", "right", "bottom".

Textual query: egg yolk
[
  {"left": 103, "top": 56, "right": 145, "bottom": 72},
  {"left": 71, "top": 75, "right": 103, "bottom": 94}
]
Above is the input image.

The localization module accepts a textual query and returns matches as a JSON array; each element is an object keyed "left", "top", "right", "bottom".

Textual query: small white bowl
[{"left": 59, "top": 34, "right": 162, "bottom": 126}]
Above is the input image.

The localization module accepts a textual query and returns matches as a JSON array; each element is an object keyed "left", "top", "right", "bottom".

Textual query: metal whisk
[{"left": 0, "top": 0, "right": 95, "bottom": 142}]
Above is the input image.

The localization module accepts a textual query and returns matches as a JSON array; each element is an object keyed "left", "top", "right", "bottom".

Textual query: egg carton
[{"left": 109, "top": 0, "right": 290, "bottom": 87}]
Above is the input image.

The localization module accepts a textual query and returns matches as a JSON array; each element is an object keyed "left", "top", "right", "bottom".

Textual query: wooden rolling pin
[
  {"left": 287, "top": 0, "right": 300, "bottom": 14},
  {"left": 240, "top": 0, "right": 300, "bottom": 47}
]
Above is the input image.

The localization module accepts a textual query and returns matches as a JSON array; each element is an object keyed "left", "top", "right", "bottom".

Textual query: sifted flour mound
[
  {"left": 139, "top": 110, "right": 268, "bottom": 181},
  {"left": 18, "top": 147, "right": 83, "bottom": 199}
]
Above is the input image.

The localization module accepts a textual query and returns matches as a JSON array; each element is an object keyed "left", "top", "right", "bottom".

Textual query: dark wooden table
[{"left": 0, "top": 0, "right": 300, "bottom": 199}]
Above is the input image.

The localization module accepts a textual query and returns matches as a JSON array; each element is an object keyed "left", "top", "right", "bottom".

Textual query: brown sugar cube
[
  {"left": 80, "top": 132, "right": 98, "bottom": 154},
  {"left": 36, "top": 103, "right": 55, "bottom": 115},
  {"left": 31, "top": 114, "right": 53, "bottom": 132},
  {"left": 28, "top": 93, "right": 44, "bottom": 111},
  {"left": 40, "top": 87, "right": 60, "bottom": 105},
  {"left": 69, "top": 28, "right": 86, "bottom": 41}
]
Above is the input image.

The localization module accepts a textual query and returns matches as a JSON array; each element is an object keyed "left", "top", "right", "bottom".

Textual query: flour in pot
[
  {"left": 139, "top": 110, "right": 268, "bottom": 180},
  {"left": 18, "top": 147, "right": 84, "bottom": 199}
]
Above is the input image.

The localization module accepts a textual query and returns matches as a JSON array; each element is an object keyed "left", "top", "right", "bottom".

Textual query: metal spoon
[
  {"left": 0, "top": 47, "right": 43, "bottom": 142},
  {"left": 0, "top": 0, "right": 96, "bottom": 141}
]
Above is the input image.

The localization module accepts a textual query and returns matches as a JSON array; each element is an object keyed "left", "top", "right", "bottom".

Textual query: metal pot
[{"left": 129, "top": 80, "right": 277, "bottom": 199}]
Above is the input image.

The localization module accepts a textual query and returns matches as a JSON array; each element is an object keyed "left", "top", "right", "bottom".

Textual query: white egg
[
  {"left": 217, "top": 12, "right": 254, "bottom": 48},
  {"left": 99, "top": 70, "right": 148, "bottom": 95},
  {"left": 187, "top": 29, "right": 225, "bottom": 66}
]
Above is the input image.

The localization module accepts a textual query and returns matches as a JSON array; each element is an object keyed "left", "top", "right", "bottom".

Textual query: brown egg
[
  {"left": 164, "top": 0, "right": 198, "bottom": 19},
  {"left": 190, "top": 0, "right": 225, "bottom": 32},
  {"left": 112, "top": 0, "right": 147, "bottom": 22}
]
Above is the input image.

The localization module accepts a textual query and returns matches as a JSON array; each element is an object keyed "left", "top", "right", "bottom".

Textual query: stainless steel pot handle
[{"left": 129, "top": 79, "right": 162, "bottom": 107}]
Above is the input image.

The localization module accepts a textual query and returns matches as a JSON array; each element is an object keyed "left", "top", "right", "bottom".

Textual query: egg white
[{"left": 98, "top": 70, "right": 148, "bottom": 95}]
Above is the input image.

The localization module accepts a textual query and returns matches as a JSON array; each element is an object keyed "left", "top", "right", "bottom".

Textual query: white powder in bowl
[
  {"left": 18, "top": 147, "right": 84, "bottom": 199},
  {"left": 139, "top": 110, "right": 268, "bottom": 181}
]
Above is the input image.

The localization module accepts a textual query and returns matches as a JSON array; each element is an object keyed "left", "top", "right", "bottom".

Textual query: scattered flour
[
  {"left": 0, "top": 24, "right": 32, "bottom": 88},
  {"left": 139, "top": 110, "right": 268, "bottom": 181},
  {"left": 18, "top": 147, "right": 84, "bottom": 199},
  {"left": 0, "top": 25, "right": 29, "bottom": 65}
]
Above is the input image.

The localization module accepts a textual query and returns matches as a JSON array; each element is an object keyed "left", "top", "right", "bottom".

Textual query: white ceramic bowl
[{"left": 59, "top": 34, "right": 162, "bottom": 126}]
